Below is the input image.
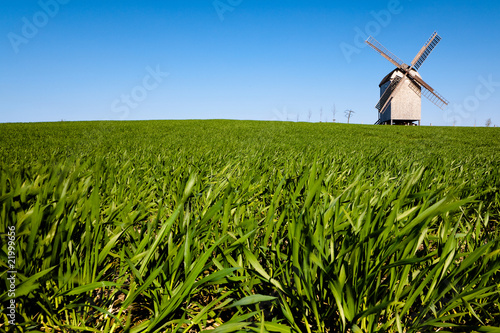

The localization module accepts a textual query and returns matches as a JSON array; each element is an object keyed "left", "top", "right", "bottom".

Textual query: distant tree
[
  {"left": 485, "top": 118, "right": 492, "bottom": 127},
  {"left": 345, "top": 109, "right": 355, "bottom": 124},
  {"left": 308, "top": 109, "right": 312, "bottom": 122}
]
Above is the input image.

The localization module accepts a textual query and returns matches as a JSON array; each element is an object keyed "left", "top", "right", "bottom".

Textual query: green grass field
[{"left": 1, "top": 120, "right": 499, "bottom": 332}]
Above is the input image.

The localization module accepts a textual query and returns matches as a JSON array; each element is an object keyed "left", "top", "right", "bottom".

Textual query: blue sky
[{"left": 1, "top": 0, "right": 500, "bottom": 126}]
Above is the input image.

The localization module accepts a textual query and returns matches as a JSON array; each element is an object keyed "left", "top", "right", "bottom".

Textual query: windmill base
[{"left": 377, "top": 120, "right": 420, "bottom": 126}]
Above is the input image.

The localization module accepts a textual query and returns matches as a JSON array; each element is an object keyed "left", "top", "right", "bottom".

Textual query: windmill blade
[
  {"left": 407, "top": 73, "right": 449, "bottom": 109},
  {"left": 407, "top": 78, "right": 422, "bottom": 97},
  {"left": 376, "top": 74, "right": 405, "bottom": 114},
  {"left": 411, "top": 32, "right": 442, "bottom": 71},
  {"left": 366, "top": 36, "right": 405, "bottom": 69},
  {"left": 376, "top": 75, "right": 402, "bottom": 111},
  {"left": 421, "top": 87, "right": 449, "bottom": 109}
]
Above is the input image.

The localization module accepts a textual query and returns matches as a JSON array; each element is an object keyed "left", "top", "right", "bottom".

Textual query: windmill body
[
  {"left": 365, "top": 32, "right": 448, "bottom": 125},
  {"left": 379, "top": 69, "right": 421, "bottom": 125}
]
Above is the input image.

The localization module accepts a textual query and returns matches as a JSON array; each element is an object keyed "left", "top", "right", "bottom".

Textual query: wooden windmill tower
[{"left": 365, "top": 32, "right": 449, "bottom": 125}]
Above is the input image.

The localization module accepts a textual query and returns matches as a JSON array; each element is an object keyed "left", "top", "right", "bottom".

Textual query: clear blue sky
[{"left": 2, "top": 0, "right": 499, "bottom": 126}]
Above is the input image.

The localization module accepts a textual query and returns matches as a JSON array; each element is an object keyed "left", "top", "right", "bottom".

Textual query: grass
[{"left": 0, "top": 120, "right": 499, "bottom": 332}]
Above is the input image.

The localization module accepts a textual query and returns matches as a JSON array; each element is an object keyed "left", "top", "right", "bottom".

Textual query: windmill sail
[
  {"left": 411, "top": 32, "right": 442, "bottom": 71},
  {"left": 376, "top": 75, "right": 402, "bottom": 111},
  {"left": 366, "top": 36, "right": 405, "bottom": 69},
  {"left": 408, "top": 79, "right": 422, "bottom": 97},
  {"left": 377, "top": 75, "right": 406, "bottom": 114},
  {"left": 421, "top": 87, "right": 449, "bottom": 109},
  {"left": 407, "top": 73, "right": 449, "bottom": 109}
]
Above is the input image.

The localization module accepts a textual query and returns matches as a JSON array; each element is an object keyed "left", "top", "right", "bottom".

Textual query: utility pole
[{"left": 345, "top": 109, "right": 355, "bottom": 124}]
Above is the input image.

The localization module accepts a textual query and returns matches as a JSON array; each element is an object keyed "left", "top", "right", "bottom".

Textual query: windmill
[{"left": 365, "top": 32, "right": 448, "bottom": 125}]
